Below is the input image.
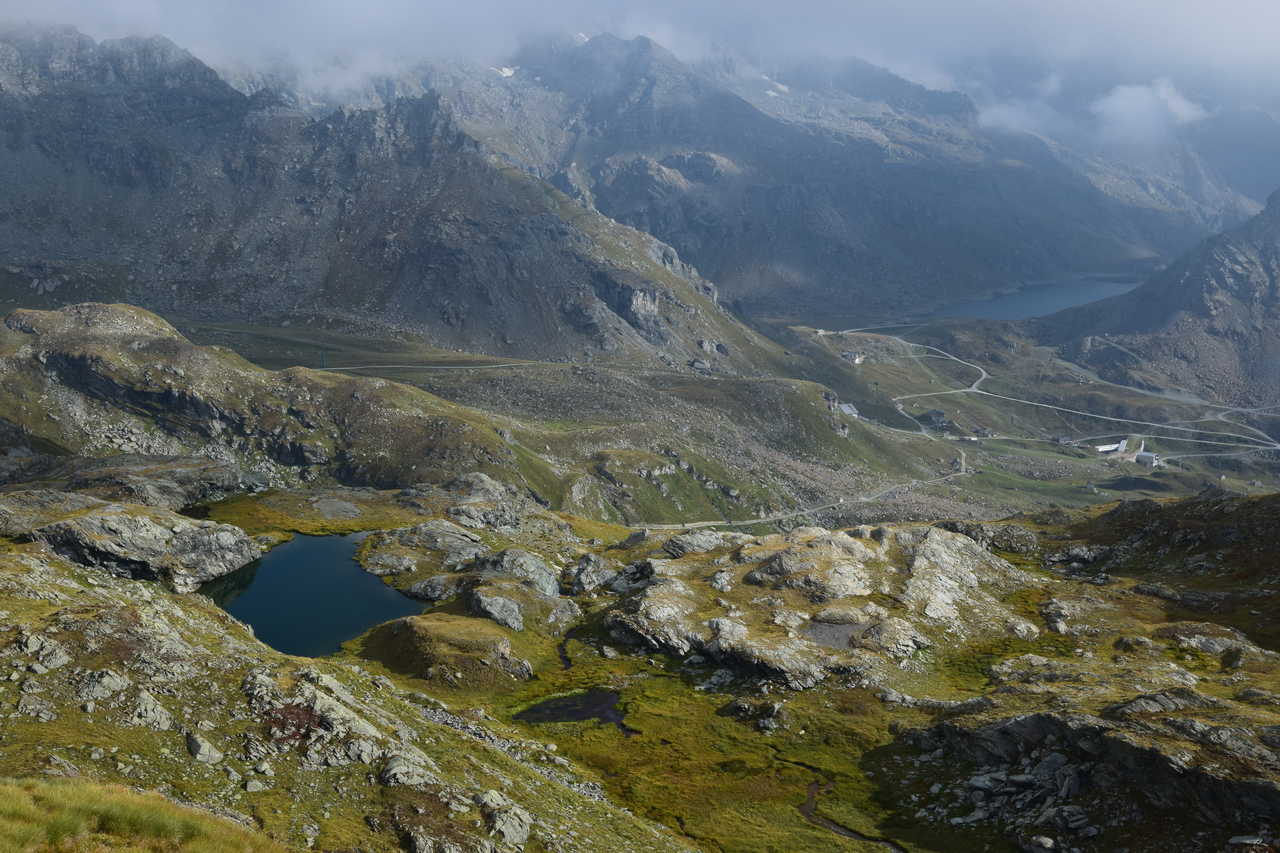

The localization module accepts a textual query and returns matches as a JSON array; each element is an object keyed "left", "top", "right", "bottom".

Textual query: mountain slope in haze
[
  {"left": 0, "top": 25, "right": 780, "bottom": 373},
  {"left": 1041, "top": 189, "right": 1280, "bottom": 406},
  {"left": 415, "top": 35, "right": 1248, "bottom": 324},
  {"left": 705, "top": 51, "right": 1258, "bottom": 234}
]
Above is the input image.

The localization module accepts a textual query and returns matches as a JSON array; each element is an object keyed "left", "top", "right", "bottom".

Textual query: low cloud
[
  {"left": 3, "top": 0, "right": 1278, "bottom": 122},
  {"left": 1090, "top": 79, "right": 1208, "bottom": 150}
]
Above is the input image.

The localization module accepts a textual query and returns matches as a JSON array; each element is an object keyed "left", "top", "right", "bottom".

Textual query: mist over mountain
[{"left": 0, "top": 20, "right": 1265, "bottom": 334}]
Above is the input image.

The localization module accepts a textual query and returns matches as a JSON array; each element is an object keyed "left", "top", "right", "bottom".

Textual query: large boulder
[
  {"left": 23, "top": 503, "right": 260, "bottom": 592},
  {"left": 475, "top": 549, "right": 559, "bottom": 597},
  {"left": 935, "top": 520, "right": 1038, "bottom": 555}
]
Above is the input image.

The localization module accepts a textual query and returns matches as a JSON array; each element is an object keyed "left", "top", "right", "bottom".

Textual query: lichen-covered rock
[
  {"left": 607, "top": 578, "right": 705, "bottom": 656},
  {"left": 185, "top": 732, "right": 224, "bottom": 764},
  {"left": 935, "top": 520, "right": 1038, "bottom": 555},
  {"left": 663, "top": 530, "right": 727, "bottom": 558},
  {"left": 23, "top": 503, "right": 260, "bottom": 592},
  {"left": 476, "top": 550, "right": 559, "bottom": 597},
  {"left": 126, "top": 690, "right": 175, "bottom": 730},
  {"left": 379, "top": 754, "right": 438, "bottom": 788},
  {"left": 901, "top": 528, "right": 1034, "bottom": 634},
  {"left": 76, "top": 669, "right": 132, "bottom": 701},
  {"left": 470, "top": 589, "right": 525, "bottom": 632},
  {"left": 1102, "top": 688, "right": 1221, "bottom": 719},
  {"left": 569, "top": 553, "right": 617, "bottom": 594},
  {"left": 475, "top": 789, "right": 533, "bottom": 846}
]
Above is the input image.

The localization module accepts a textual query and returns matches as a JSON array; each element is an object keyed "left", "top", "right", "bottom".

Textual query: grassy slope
[{"left": 0, "top": 778, "right": 290, "bottom": 853}]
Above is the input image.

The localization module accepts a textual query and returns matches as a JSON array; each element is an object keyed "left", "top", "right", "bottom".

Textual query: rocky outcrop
[
  {"left": 8, "top": 493, "right": 259, "bottom": 591},
  {"left": 935, "top": 520, "right": 1038, "bottom": 555},
  {"left": 603, "top": 523, "right": 1046, "bottom": 688},
  {"left": 901, "top": 712, "right": 1280, "bottom": 851}
]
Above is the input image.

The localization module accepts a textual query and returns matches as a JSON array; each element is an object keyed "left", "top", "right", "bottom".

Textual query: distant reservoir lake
[
  {"left": 928, "top": 275, "right": 1141, "bottom": 322},
  {"left": 202, "top": 534, "right": 421, "bottom": 657}
]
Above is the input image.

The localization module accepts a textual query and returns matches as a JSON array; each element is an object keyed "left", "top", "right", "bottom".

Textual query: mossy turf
[
  {"left": 345, "top": 601, "right": 977, "bottom": 853},
  {"left": 200, "top": 491, "right": 431, "bottom": 539}
]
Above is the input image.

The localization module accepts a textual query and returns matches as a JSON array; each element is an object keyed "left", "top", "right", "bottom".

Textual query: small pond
[
  {"left": 514, "top": 688, "right": 639, "bottom": 735},
  {"left": 201, "top": 534, "right": 421, "bottom": 657}
]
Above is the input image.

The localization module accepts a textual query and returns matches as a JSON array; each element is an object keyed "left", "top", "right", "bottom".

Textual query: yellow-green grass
[{"left": 0, "top": 777, "right": 290, "bottom": 852}]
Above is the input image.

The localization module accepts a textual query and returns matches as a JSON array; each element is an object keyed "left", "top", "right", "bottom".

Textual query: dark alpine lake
[
  {"left": 202, "top": 534, "right": 421, "bottom": 657},
  {"left": 929, "top": 275, "right": 1140, "bottom": 322}
]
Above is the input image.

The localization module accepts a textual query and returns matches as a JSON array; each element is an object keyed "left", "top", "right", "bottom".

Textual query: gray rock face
[
  {"left": 476, "top": 550, "right": 559, "bottom": 597},
  {"left": 76, "top": 669, "right": 132, "bottom": 701},
  {"left": 470, "top": 590, "right": 524, "bottom": 632},
  {"left": 405, "top": 574, "right": 468, "bottom": 602},
  {"left": 935, "top": 520, "right": 1038, "bottom": 555},
  {"left": 185, "top": 732, "right": 224, "bottom": 764},
  {"left": 24, "top": 503, "right": 260, "bottom": 592},
  {"left": 1240, "top": 688, "right": 1280, "bottom": 707},
  {"left": 663, "top": 530, "right": 726, "bottom": 558},
  {"left": 903, "top": 710, "right": 1280, "bottom": 846},
  {"left": 387, "top": 519, "right": 489, "bottom": 569},
  {"left": 0, "top": 490, "right": 112, "bottom": 536},
  {"left": 379, "top": 754, "right": 438, "bottom": 788},
  {"left": 475, "top": 789, "right": 532, "bottom": 847},
  {"left": 1102, "top": 688, "right": 1220, "bottom": 719},
  {"left": 569, "top": 553, "right": 617, "bottom": 594},
  {"left": 364, "top": 553, "right": 417, "bottom": 576},
  {"left": 14, "top": 631, "right": 72, "bottom": 669},
  {"left": 127, "top": 690, "right": 174, "bottom": 730},
  {"left": 901, "top": 528, "right": 1036, "bottom": 636}
]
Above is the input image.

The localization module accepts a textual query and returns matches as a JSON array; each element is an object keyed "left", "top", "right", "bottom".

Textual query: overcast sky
[{"left": 6, "top": 0, "right": 1280, "bottom": 135}]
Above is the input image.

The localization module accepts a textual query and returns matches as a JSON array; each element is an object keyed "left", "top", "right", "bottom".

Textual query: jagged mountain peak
[
  {"left": 0, "top": 24, "right": 230, "bottom": 96},
  {"left": 511, "top": 30, "right": 710, "bottom": 110}
]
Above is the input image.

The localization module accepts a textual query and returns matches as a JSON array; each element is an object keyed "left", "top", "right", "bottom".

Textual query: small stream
[
  {"left": 201, "top": 534, "right": 421, "bottom": 657},
  {"left": 799, "top": 781, "right": 907, "bottom": 852}
]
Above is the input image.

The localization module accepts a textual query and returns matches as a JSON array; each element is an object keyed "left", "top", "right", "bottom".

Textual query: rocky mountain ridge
[
  {"left": 0, "top": 24, "right": 1257, "bottom": 346},
  {"left": 1043, "top": 190, "right": 1280, "bottom": 405},
  {"left": 413, "top": 34, "right": 1250, "bottom": 324},
  {"left": 0, "top": 24, "right": 780, "bottom": 372}
]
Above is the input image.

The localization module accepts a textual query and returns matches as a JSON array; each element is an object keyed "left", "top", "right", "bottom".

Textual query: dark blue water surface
[
  {"left": 202, "top": 534, "right": 421, "bottom": 657},
  {"left": 930, "top": 276, "right": 1140, "bottom": 322}
]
